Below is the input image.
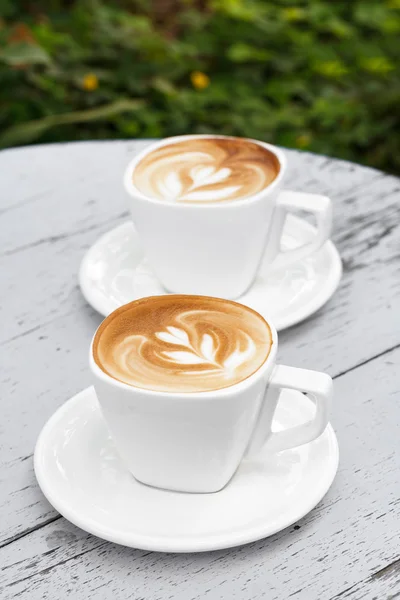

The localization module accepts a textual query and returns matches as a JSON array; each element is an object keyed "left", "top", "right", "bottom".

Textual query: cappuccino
[
  {"left": 93, "top": 295, "right": 273, "bottom": 393},
  {"left": 132, "top": 136, "right": 280, "bottom": 204}
]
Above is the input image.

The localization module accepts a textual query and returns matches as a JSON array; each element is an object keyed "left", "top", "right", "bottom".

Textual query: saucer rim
[
  {"left": 79, "top": 217, "right": 342, "bottom": 331},
  {"left": 34, "top": 386, "right": 339, "bottom": 553}
]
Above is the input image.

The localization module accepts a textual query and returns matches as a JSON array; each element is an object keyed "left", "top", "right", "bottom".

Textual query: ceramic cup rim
[
  {"left": 123, "top": 134, "right": 286, "bottom": 209},
  {"left": 90, "top": 295, "right": 278, "bottom": 399}
]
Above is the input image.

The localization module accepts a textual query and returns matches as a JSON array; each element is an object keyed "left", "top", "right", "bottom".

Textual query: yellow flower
[
  {"left": 360, "top": 57, "right": 395, "bottom": 74},
  {"left": 314, "top": 60, "right": 348, "bottom": 78},
  {"left": 296, "top": 134, "right": 312, "bottom": 149},
  {"left": 82, "top": 73, "right": 98, "bottom": 91},
  {"left": 190, "top": 71, "right": 210, "bottom": 90}
]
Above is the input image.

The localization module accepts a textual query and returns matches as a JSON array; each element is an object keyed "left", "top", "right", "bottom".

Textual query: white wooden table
[{"left": 1, "top": 141, "right": 399, "bottom": 600}]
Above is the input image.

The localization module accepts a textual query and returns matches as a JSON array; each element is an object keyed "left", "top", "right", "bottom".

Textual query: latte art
[
  {"left": 93, "top": 296, "right": 272, "bottom": 392},
  {"left": 132, "top": 137, "right": 280, "bottom": 204}
]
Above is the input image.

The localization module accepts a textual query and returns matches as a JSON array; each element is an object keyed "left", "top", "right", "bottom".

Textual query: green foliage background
[{"left": 1, "top": 0, "right": 399, "bottom": 173}]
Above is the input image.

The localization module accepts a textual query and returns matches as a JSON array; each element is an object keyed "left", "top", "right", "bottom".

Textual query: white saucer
[
  {"left": 34, "top": 386, "right": 339, "bottom": 553},
  {"left": 79, "top": 216, "right": 342, "bottom": 330}
]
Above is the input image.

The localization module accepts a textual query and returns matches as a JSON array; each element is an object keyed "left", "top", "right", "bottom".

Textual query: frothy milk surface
[
  {"left": 132, "top": 137, "right": 280, "bottom": 204},
  {"left": 93, "top": 295, "right": 273, "bottom": 393}
]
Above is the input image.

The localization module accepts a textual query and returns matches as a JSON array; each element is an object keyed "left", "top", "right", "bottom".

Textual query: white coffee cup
[
  {"left": 90, "top": 306, "right": 332, "bottom": 494},
  {"left": 124, "top": 135, "right": 332, "bottom": 299}
]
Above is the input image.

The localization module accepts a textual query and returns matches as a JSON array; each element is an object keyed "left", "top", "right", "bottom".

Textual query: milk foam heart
[
  {"left": 93, "top": 295, "right": 273, "bottom": 392},
  {"left": 132, "top": 137, "right": 280, "bottom": 204}
]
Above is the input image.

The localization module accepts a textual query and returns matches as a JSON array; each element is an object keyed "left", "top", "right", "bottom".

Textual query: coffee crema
[
  {"left": 132, "top": 137, "right": 280, "bottom": 204},
  {"left": 93, "top": 295, "right": 273, "bottom": 393}
]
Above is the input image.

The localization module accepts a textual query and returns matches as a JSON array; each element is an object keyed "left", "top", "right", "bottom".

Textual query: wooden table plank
[
  {"left": 1, "top": 144, "right": 399, "bottom": 545},
  {"left": 1, "top": 345, "right": 399, "bottom": 600},
  {"left": 0, "top": 142, "right": 399, "bottom": 599}
]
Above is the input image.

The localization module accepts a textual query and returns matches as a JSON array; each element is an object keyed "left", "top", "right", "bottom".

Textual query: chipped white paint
[{"left": 0, "top": 141, "right": 399, "bottom": 599}]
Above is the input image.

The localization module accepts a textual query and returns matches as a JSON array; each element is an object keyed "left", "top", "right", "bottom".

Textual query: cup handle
[
  {"left": 246, "top": 365, "right": 332, "bottom": 457},
  {"left": 264, "top": 190, "right": 332, "bottom": 271}
]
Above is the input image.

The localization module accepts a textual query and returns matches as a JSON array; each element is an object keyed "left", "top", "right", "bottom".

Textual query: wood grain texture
[{"left": 0, "top": 141, "right": 399, "bottom": 599}]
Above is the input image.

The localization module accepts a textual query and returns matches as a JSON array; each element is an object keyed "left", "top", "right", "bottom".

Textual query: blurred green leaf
[
  {"left": 353, "top": 2, "right": 393, "bottom": 29},
  {"left": 227, "top": 42, "right": 271, "bottom": 62},
  {"left": 0, "top": 42, "right": 51, "bottom": 66},
  {"left": 0, "top": 0, "right": 15, "bottom": 18},
  {"left": 0, "top": 99, "right": 144, "bottom": 147},
  {"left": 151, "top": 76, "right": 178, "bottom": 96}
]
